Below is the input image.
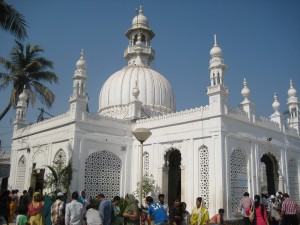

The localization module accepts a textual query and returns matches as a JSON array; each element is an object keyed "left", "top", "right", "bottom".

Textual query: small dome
[
  {"left": 272, "top": 93, "right": 280, "bottom": 111},
  {"left": 132, "top": 6, "right": 149, "bottom": 29},
  {"left": 19, "top": 90, "right": 27, "bottom": 101},
  {"left": 241, "top": 79, "right": 250, "bottom": 98},
  {"left": 210, "top": 45, "right": 222, "bottom": 57},
  {"left": 76, "top": 49, "right": 86, "bottom": 68},
  {"left": 99, "top": 65, "right": 175, "bottom": 116},
  {"left": 288, "top": 80, "right": 297, "bottom": 97}
]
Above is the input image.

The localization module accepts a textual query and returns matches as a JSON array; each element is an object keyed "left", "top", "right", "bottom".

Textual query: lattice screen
[
  {"left": 17, "top": 156, "right": 26, "bottom": 191},
  {"left": 230, "top": 149, "right": 248, "bottom": 213},
  {"left": 143, "top": 152, "right": 149, "bottom": 175},
  {"left": 199, "top": 146, "right": 209, "bottom": 207},
  {"left": 288, "top": 158, "right": 300, "bottom": 203},
  {"left": 84, "top": 150, "right": 121, "bottom": 199}
]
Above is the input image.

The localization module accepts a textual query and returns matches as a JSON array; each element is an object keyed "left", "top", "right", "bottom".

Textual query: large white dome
[{"left": 99, "top": 65, "right": 175, "bottom": 117}]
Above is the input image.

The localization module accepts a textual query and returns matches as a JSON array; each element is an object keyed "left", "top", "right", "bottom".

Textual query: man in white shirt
[{"left": 65, "top": 191, "right": 83, "bottom": 225}]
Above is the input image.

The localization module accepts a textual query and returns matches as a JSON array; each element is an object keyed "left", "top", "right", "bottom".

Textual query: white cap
[
  {"left": 57, "top": 192, "right": 64, "bottom": 197},
  {"left": 270, "top": 195, "right": 275, "bottom": 199}
]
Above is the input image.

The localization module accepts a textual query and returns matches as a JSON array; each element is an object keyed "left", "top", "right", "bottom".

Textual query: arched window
[
  {"left": 143, "top": 152, "right": 150, "bottom": 175},
  {"left": 288, "top": 158, "right": 300, "bottom": 203},
  {"left": 230, "top": 149, "right": 248, "bottom": 213},
  {"left": 84, "top": 151, "right": 121, "bottom": 199},
  {"left": 17, "top": 156, "right": 26, "bottom": 191},
  {"left": 54, "top": 149, "right": 67, "bottom": 166},
  {"left": 199, "top": 145, "right": 209, "bottom": 207}
]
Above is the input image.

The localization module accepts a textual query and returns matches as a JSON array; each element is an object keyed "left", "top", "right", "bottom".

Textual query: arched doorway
[
  {"left": 260, "top": 153, "right": 278, "bottom": 195},
  {"left": 166, "top": 148, "right": 181, "bottom": 206}
]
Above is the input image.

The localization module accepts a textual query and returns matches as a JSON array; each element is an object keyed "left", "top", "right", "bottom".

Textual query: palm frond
[
  {"left": 31, "top": 81, "right": 55, "bottom": 108},
  {"left": 46, "top": 165, "right": 59, "bottom": 182},
  {"left": 0, "top": 1, "right": 28, "bottom": 39}
]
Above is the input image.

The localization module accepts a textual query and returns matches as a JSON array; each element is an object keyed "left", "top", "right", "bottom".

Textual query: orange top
[{"left": 210, "top": 214, "right": 219, "bottom": 224}]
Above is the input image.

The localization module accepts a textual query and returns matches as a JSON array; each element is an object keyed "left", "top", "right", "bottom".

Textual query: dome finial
[
  {"left": 139, "top": 5, "right": 143, "bottom": 14},
  {"left": 288, "top": 79, "right": 297, "bottom": 97},
  {"left": 132, "top": 80, "right": 140, "bottom": 100},
  {"left": 272, "top": 92, "right": 280, "bottom": 112},
  {"left": 81, "top": 49, "right": 84, "bottom": 59},
  {"left": 214, "top": 34, "right": 217, "bottom": 46},
  {"left": 241, "top": 78, "right": 250, "bottom": 102}
]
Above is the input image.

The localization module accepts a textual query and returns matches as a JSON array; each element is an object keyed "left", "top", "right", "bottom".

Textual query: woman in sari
[
  {"left": 190, "top": 197, "right": 209, "bottom": 225},
  {"left": 9, "top": 190, "right": 18, "bottom": 222},
  {"left": 27, "top": 192, "right": 44, "bottom": 225},
  {"left": 122, "top": 194, "right": 139, "bottom": 225}
]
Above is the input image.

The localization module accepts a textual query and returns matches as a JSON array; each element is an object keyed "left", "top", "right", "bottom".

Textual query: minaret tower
[
  {"left": 207, "top": 34, "right": 228, "bottom": 114},
  {"left": 13, "top": 86, "right": 28, "bottom": 130},
  {"left": 69, "top": 49, "right": 88, "bottom": 120},
  {"left": 124, "top": 6, "right": 155, "bottom": 66},
  {"left": 287, "top": 80, "right": 300, "bottom": 133}
]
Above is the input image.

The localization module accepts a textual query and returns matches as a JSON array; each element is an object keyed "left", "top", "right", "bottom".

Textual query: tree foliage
[
  {"left": 44, "top": 158, "right": 73, "bottom": 193},
  {"left": 135, "top": 173, "right": 156, "bottom": 198},
  {"left": 0, "top": 0, "right": 28, "bottom": 40},
  {"left": 0, "top": 41, "right": 59, "bottom": 120}
]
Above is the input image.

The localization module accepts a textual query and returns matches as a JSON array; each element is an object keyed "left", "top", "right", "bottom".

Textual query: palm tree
[
  {"left": 44, "top": 158, "right": 73, "bottom": 193},
  {"left": 0, "top": 40, "right": 59, "bottom": 120},
  {"left": 0, "top": 0, "right": 28, "bottom": 40}
]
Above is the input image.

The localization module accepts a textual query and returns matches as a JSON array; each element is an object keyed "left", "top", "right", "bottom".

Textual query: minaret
[
  {"left": 207, "top": 34, "right": 228, "bottom": 114},
  {"left": 13, "top": 86, "right": 28, "bottom": 130},
  {"left": 270, "top": 93, "right": 283, "bottom": 131},
  {"left": 287, "top": 80, "right": 299, "bottom": 133},
  {"left": 124, "top": 6, "right": 155, "bottom": 66},
  {"left": 240, "top": 78, "right": 256, "bottom": 122},
  {"left": 69, "top": 49, "right": 88, "bottom": 120}
]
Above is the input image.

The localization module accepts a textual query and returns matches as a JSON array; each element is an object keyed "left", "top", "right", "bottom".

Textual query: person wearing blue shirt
[
  {"left": 97, "top": 193, "right": 114, "bottom": 225},
  {"left": 146, "top": 196, "right": 168, "bottom": 225}
]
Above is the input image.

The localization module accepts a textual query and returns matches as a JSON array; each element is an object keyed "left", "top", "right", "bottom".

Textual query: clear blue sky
[{"left": 1, "top": 0, "right": 300, "bottom": 151}]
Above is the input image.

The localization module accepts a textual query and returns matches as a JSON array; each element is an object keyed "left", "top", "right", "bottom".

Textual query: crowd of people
[
  {"left": 239, "top": 191, "right": 299, "bottom": 225},
  {"left": 0, "top": 188, "right": 299, "bottom": 225},
  {"left": 0, "top": 188, "right": 224, "bottom": 225}
]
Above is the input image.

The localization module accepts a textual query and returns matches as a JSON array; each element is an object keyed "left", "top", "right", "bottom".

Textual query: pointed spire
[
  {"left": 214, "top": 34, "right": 217, "bottom": 46},
  {"left": 272, "top": 93, "right": 280, "bottom": 112}
]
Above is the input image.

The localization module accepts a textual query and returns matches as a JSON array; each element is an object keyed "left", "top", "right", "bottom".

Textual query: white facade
[{"left": 9, "top": 7, "right": 300, "bottom": 219}]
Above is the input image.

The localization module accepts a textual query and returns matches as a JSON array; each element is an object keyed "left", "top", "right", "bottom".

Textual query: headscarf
[
  {"left": 124, "top": 194, "right": 139, "bottom": 216},
  {"left": 28, "top": 192, "right": 43, "bottom": 216}
]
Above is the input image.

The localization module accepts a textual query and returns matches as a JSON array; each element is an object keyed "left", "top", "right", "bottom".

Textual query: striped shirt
[{"left": 282, "top": 198, "right": 299, "bottom": 215}]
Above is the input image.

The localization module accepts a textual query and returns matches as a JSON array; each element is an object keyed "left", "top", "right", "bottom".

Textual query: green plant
[
  {"left": 43, "top": 158, "right": 73, "bottom": 193},
  {"left": 135, "top": 174, "right": 156, "bottom": 198}
]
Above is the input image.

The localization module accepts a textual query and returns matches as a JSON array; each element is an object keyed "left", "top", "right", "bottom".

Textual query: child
[{"left": 16, "top": 208, "right": 29, "bottom": 225}]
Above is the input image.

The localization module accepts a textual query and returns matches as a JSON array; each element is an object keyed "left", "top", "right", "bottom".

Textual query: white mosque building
[{"left": 9, "top": 7, "right": 300, "bottom": 218}]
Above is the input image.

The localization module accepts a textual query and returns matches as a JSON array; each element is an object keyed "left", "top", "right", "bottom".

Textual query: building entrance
[
  {"left": 260, "top": 153, "right": 278, "bottom": 195},
  {"left": 167, "top": 149, "right": 181, "bottom": 206}
]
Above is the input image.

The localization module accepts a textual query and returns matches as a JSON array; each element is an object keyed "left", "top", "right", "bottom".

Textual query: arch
[
  {"left": 260, "top": 152, "right": 279, "bottom": 195},
  {"left": 84, "top": 150, "right": 121, "bottom": 199},
  {"left": 230, "top": 149, "right": 248, "bottom": 214},
  {"left": 16, "top": 156, "right": 26, "bottom": 191},
  {"left": 166, "top": 148, "right": 181, "bottom": 206},
  {"left": 287, "top": 158, "right": 300, "bottom": 203},
  {"left": 143, "top": 151, "right": 150, "bottom": 175},
  {"left": 199, "top": 145, "right": 209, "bottom": 207},
  {"left": 53, "top": 148, "right": 67, "bottom": 166}
]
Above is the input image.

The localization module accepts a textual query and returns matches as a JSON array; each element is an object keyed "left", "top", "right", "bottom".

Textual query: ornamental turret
[
  {"left": 124, "top": 6, "right": 155, "bottom": 66},
  {"left": 240, "top": 78, "right": 256, "bottom": 122},
  {"left": 13, "top": 86, "right": 28, "bottom": 130},
  {"left": 270, "top": 93, "right": 284, "bottom": 131},
  {"left": 69, "top": 49, "right": 89, "bottom": 119},
  {"left": 287, "top": 80, "right": 299, "bottom": 133},
  {"left": 207, "top": 34, "right": 228, "bottom": 114}
]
